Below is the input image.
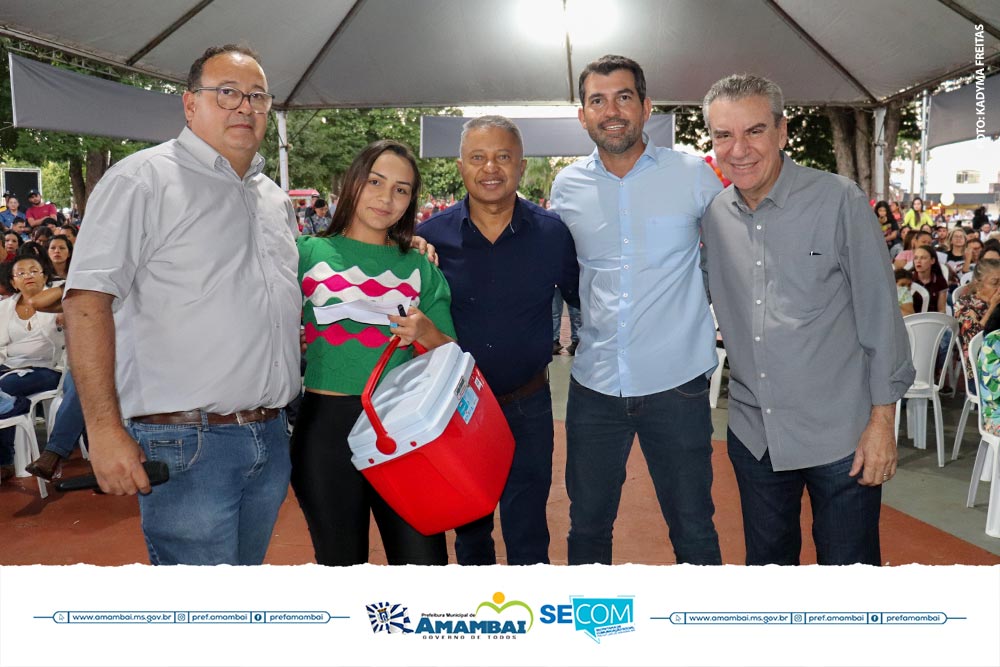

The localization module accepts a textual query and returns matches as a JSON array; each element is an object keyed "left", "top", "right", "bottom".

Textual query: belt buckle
[{"left": 235, "top": 410, "right": 247, "bottom": 426}]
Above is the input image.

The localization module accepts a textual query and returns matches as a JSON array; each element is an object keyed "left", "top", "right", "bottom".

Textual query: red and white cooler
[{"left": 348, "top": 339, "right": 515, "bottom": 535}]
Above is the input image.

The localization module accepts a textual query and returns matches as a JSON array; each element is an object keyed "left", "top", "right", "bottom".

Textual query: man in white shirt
[{"left": 64, "top": 44, "right": 300, "bottom": 565}]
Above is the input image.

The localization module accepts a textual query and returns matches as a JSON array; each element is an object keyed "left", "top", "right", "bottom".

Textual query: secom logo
[{"left": 540, "top": 595, "right": 636, "bottom": 643}]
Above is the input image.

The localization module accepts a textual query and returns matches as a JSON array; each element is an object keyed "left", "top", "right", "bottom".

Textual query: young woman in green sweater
[{"left": 293, "top": 140, "right": 456, "bottom": 565}]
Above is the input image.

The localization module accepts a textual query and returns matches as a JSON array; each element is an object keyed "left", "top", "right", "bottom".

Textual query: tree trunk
[
  {"left": 78, "top": 148, "right": 111, "bottom": 215},
  {"left": 881, "top": 100, "right": 903, "bottom": 200},
  {"left": 69, "top": 156, "right": 86, "bottom": 216},
  {"left": 826, "top": 108, "right": 857, "bottom": 182},
  {"left": 853, "top": 109, "right": 872, "bottom": 196}
]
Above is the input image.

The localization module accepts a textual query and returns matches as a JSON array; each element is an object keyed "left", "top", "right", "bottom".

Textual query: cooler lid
[{"left": 349, "top": 342, "right": 474, "bottom": 469}]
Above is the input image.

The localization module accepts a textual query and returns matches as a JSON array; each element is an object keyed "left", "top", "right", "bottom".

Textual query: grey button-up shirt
[
  {"left": 702, "top": 154, "right": 914, "bottom": 471},
  {"left": 66, "top": 127, "right": 301, "bottom": 419}
]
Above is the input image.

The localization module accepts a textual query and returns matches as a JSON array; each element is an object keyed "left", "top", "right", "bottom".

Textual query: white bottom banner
[{"left": 1, "top": 564, "right": 998, "bottom": 666}]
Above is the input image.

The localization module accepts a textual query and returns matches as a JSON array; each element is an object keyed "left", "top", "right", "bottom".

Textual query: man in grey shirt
[
  {"left": 700, "top": 74, "right": 914, "bottom": 565},
  {"left": 64, "top": 44, "right": 300, "bottom": 565}
]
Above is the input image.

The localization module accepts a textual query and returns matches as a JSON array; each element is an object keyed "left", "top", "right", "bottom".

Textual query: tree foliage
[
  {"left": 259, "top": 107, "right": 466, "bottom": 199},
  {"left": 521, "top": 156, "right": 575, "bottom": 203},
  {"left": 673, "top": 102, "right": 920, "bottom": 198}
]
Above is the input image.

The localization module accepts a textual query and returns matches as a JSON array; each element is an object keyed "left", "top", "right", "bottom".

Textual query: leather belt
[
  {"left": 495, "top": 370, "right": 548, "bottom": 406},
  {"left": 131, "top": 407, "right": 281, "bottom": 426}
]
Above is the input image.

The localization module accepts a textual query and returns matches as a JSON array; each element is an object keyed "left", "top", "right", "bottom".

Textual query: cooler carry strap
[{"left": 361, "top": 337, "right": 427, "bottom": 455}]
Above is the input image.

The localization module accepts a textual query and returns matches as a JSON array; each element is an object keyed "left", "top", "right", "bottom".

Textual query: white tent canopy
[{"left": 2, "top": 0, "right": 998, "bottom": 109}]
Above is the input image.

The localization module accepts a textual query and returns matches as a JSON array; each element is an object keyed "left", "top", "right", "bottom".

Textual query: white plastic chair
[
  {"left": 909, "top": 282, "right": 930, "bottom": 313},
  {"left": 895, "top": 312, "right": 957, "bottom": 467},
  {"left": 952, "top": 325, "right": 980, "bottom": 461},
  {"left": 964, "top": 332, "right": 999, "bottom": 537},
  {"left": 2, "top": 412, "right": 48, "bottom": 499}
]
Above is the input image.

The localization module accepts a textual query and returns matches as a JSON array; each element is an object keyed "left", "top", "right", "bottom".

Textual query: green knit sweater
[{"left": 298, "top": 234, "right": 455, "bottom": 394}]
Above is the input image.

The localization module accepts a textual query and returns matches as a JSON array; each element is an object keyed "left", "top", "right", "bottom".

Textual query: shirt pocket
[
  {"left": 774, "top": 252, "right": 839, "bottom": 318},
  {"left": 643, "top": 215, "right": 698, "bottom": 265}
]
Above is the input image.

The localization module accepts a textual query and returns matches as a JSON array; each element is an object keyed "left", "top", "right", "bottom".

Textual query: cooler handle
[{"left": 361, "top": 337, "right": 428, "bottom": 455}]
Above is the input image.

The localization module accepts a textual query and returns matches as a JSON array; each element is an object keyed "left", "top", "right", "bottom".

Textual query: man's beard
[{"left": 587, "top": 120, "right": 641, "bottom": 155}]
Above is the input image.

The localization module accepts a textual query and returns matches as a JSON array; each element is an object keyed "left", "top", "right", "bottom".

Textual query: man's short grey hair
[
  {"left": 702, "top": 74, "right": 785, "bottom": 127},
  {"left": 459, "top": 115, "right": 524, "bottom": 155}
]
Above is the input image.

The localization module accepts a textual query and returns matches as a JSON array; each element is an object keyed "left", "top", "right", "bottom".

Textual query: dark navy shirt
[{"left": 418, "top": 196, "right": 579, "bottom": 395}]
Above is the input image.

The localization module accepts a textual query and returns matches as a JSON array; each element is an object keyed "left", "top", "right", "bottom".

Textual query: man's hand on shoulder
[{"left": 410, "top": 235, "right": 438, "bottom": 266}]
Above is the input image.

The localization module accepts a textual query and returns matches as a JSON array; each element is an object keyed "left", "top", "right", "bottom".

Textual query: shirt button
[
  {"left": 620, "top": 322, "right": 626, "bottom": 328},
  {"left": 754, "top": 336, "right": 761, "bottom": 342},
  {"left": 623, "top": 238, "right": 629, "bottom": 244},
  {"left": 623, "top": 292, "right": 629, "bottom": 298},
  {"left": 624, "top": 264, "right": 630, "bottom": 270},
  {"left": 756, "top": 299, "right": 762, "bottom": 305},
  {"left": 619, "top": 181, "right": 624, "bottom": 187},
  {"left": 622, "top": 209, "right": 629, "bottom": 215},
  {"left": 760, "top": 372, "right": 766, "bottom": 378},
  {"left": 756, "top": 225, "right": 762, "bottom": 230},
  {"left": 756, "top": 261, "right": 762, "bottom": 266},
  {"left": 766, "top": 408, "right": 772, "bottom": 414}
]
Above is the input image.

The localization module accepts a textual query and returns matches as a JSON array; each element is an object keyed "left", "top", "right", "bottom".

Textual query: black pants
[{"left": 290, "top": 391, "right": 448, "bottom": 566}]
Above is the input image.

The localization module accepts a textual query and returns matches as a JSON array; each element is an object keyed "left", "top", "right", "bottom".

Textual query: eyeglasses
[
  {"left": 13, "top": 269, "right": 42, "bottom": 279},
  {"left": 192, "top": 86, "right": 274, "bottom": 113}
]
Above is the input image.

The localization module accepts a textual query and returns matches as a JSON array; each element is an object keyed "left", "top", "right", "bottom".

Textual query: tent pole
[
  {"left": 276, "top": 110, "right": 290, "bottom": 192},
  {"left": 919, "top": 91, "right": 930, "bottom": 200},
  {"left": 873, "top": 107, "right": 886, "bottom": 201}
]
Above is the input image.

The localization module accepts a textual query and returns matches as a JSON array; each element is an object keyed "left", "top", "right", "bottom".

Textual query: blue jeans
[
  {"left": 44, "top": 370, "right": 85, "bottom": 458},
  {"left": 455, "top": 385, "right": 554, "bottom": 565},
  {"left": 0, "top": 366, "right": 61, "bottom": 466},
  {"left": 127, "top": 411, "right": 291, "bottom": 565},
  {"left": 552, "top": 293, "right": 581, "bottom": 343},
  {"left": 565, "top": 376, "right": 721, "bottom": 565},
  {"left": 727, "top": 429, "right": 881, "bottom": 566}
]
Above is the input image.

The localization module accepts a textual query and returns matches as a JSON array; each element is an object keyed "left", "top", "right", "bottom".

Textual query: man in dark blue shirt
[{"left": 418, "top": 115, "right": 579, "bottom": 565}]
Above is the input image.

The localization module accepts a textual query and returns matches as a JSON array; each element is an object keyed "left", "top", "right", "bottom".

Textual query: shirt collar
[
  {"left": 460, "top": 195, "right": 528, "bottom": 234},
  {"left": 586, "top": 132, "right": 658, "bottom": 175},
  {"left": 176, "top": 126, "right": 265, "bottom": 179}
]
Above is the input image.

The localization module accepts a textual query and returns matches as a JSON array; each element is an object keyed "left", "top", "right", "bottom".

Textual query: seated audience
[
  {"left": 904, "top": 196, "right": 933, "bottom": 230},
  {"left": 0, "top": 253, "right": 64, "bottom": 482},
  {"left": 958, "top": 238, "right": 984, "bottom": 284},
  {"left": 31, "top": 226, "right": 54, "bottom": 248},
  {"left": 55, "top": 224, "right": 78, "bottom": 244},
  {"left": 910, "top": 244, "right": 948, "bottom": 313},
  {"left": 981, "top": 240, "right": 1000, "bottom": 262},
  {"left": 3, "top": 232, "right": 22, "bottom": 263},
  {"left": 0, "top": 197, "right": 26, "bottom": 229},
  {"left": 954, "top": 259, "right": 1000, "bottom": 384},
  {"left": 895, "top": 268, "right": 915, "bottom": 316},
  {"left": 47, "top": 236, "right": 72, "bottom": 281},
  {"left": 875, "top": 200, "right": 899, "bottom": 252},
  {"left": 976, "top": 305, "right": 1000, "bottom": 435},
  {"left": 894, "top": 229, "right": 933, "bottom": 270},
  {"left": 24, "top": 285, "right": 86, "bottom": 481},
  {"left": 301, "top": 198, "right": 332, "bottom": 236}
]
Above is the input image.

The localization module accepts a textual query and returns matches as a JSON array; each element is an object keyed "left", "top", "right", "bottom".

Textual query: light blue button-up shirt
[{"left": 550, "top": 138, "right": 722, "bottom": 397}]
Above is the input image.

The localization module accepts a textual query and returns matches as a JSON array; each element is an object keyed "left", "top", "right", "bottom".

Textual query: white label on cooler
[{"left": 456, "top": 386, "right": 479, "bottom": 423}]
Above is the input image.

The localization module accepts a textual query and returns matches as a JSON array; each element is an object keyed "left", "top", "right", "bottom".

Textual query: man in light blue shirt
[{"left": 550, "top": 55, "right": 723, "bottom": 565}]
